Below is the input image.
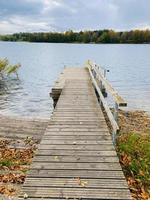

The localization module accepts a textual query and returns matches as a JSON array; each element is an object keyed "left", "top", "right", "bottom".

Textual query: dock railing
[{"left": 86, "top": 60, "right": 127, "bottom": 145}]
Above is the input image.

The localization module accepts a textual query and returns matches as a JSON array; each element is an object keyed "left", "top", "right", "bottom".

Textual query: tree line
[{"left": 0, "top": 29, "right": 150, "bottom": 43}]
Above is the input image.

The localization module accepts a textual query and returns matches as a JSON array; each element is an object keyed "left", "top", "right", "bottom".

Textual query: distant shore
[
  {"left": 0, "top": 29, "right": 150, "bottom": 44},
  {"left": 0, "top": 40, "right": 150, "bottom": 45}
]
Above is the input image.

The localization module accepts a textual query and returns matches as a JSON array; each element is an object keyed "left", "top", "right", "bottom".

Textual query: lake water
[{"left": 0, "top": 42, "right": 150, "bottom": 118}]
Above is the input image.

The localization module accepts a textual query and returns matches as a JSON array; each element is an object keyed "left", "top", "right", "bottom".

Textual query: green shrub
[
  {"left": 117, "top": 133, "right": 150, "bottom": 186},
  {"left": 0, "top": 58, "right": 20, "bottom": 79}
]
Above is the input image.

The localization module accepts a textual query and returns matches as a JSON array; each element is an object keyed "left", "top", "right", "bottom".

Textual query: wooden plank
[
  {"left": 51, "top": 115, "right": 103, "bottom": 120},
  {"left": 23, "top": 178, "right": 128, "bottom": 189},
  {"left": 42, "top": 135, "right": 112, "bottom": 140},
  {"left": 40, "top": 140, "right": 112, "bottom": 145},
  {"left": 36, "top": 150, "right": 117, "bottom": 156},
  {"left": 52, "top": 113, "right": 101, "bottom": 116},
  {"left": 47, "top": 124, "right": 106, "bottom": 127},
  {"left": 44, "top": 131, "right": 109, "bottom": 136},
  {"left": 44, "top": 128, "right": 109, "bottom": 132},
  {"left": 19, "top": 188, "right": 131, "bottom": 199},
  {"left": 38, "top": 144, "right": 115, "bottom": 151},
  {"left": 27, "top": 169, "right": 125, "bottom": 179},
  {"left": 49, "top": 120, "right": 105, "bottom": 124},
  {"left": 33, "top": 155, "right": 119, "bottom": 163},
  {"left": 30, "top": 162, "right": 121, "bottom": 170}
]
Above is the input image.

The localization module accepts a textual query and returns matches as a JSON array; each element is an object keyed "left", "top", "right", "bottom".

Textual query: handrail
[
  {"left": 86, "top": 60, "right": 127, "bottom": 145},
  {"left": 87, "top": 60, "right": 127, "bottom": 107},
  {"left": 88, "top": 66, "right": 119, "bottom": 144}
]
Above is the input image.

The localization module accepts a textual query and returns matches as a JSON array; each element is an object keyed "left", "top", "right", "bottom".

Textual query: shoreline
[{"left": 0, "top": 40, "right": 150, "bottom": 45}]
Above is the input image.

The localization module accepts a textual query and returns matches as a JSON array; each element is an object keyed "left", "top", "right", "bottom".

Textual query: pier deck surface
[{"left": 19, "top": 68, "right": 131, "bottom": 199}]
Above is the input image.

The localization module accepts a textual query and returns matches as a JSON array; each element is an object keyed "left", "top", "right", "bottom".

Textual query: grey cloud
[
  {"left": 111, "top": 0, "right": 150, "bottom": 29},
  {"left": 0, "top": 0, "right": 150, "bottom": 34},
  {"left": 0, "top": 0, "right": 43, "bottom": 17}
]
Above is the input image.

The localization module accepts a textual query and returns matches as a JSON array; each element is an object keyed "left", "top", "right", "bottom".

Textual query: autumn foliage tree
[{"left": 0, "top": 29, "right": 150, "bottom": 43}]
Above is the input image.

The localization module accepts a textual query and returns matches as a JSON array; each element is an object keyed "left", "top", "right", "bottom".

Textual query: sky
[{"left": 0, "top": 0, "right": 150, "bottom": 34}]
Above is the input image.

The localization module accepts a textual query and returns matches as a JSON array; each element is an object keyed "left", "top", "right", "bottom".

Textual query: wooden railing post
[
  {"left": 113, "top": 103, "right": 119, "bottom": 145},
  {"left": 104, "top": 69, "right": 106, "bottom": 78},
  {"left": 112, "top": 129, "right": 119, "bottom": 145},
  {"left": 99, "top": 80, "right": 103, "bottom": 106},
  {"left": 112, "top": 130, "right": 116, "bottom": 145},
  {"left": 114, "top": 102, "right": 119, "bottom": 122}
]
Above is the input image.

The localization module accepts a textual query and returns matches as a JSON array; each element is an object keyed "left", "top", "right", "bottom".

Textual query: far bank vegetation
[{"left": 0, "top": 29, "right": 150, "bottom": 44}]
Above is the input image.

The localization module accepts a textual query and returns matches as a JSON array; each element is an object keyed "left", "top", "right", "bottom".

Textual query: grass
[
  {"left": 0, "top": 160, "right": 14, "bottom": 167},
  {"left": 0, "top": 148, "right": 33, "bottom": 168},
  {"left": 0, "top": 159, "right": 30, "bottom": 167},
  {"left": 117, "top": 132, "right": 150, "bottom": 199}
]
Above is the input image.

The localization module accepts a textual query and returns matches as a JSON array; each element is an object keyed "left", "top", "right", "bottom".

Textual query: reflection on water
[
  {"left": 0, "top": 75, "right": 53, "bottom": 118},
  {"left": 0, "top": 77, "right": 22, "bottom": 112},
  {"left": 0, "top": 42, "right": 150, "bottom": 118}
]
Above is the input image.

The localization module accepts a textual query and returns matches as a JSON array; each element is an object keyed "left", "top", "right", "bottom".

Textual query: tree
[{"left": 0, "top": 29, "right": 150, "bottom": 43}]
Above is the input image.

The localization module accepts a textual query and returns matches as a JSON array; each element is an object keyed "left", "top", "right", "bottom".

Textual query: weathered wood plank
[
  {"left": 44, "top": 128, "right": 109, "bottom": 132},
  {"left": 33, "top": 155, "right": 118, "bottom": 163},
  {"left": 49, "top": 121, "right": 105, "bottom": 125},
  {"left": 44, "top": 131, "right": 109, "bottom": 136},
  {"left": 30, "top": 162, "right": 121, "bottom": 170},
  {"left": 24, "top": 178, "right": 128, "bottom": 189},
  {"left": 38, "top": 144, "right": 115, "bottom": 151},
  {"left": 36, "top": 150, "right": 117, "bottom": 156},
  {"left": 27, "top": 169, "right": 125, "bottom": 179},
  {"left": 19, "top": 188, "right": 131, "bottom": 199},
  {"left": 42, "top": 135, "right": 112, "bottom": 140},
  {"left": 51, "top": 116, "right": 104, "bottom": 119},
  {"left": 45, "top": 125, "right": 107, "bottom": 128},
  {"left": 40, "top": 140, "right": 112, "bottom": 145}
]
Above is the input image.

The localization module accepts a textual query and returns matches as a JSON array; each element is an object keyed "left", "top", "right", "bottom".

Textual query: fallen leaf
[
  {"left": 73, "top": 141, "right": 77, "bottom": 145},
  {"left": 24, "top": 193, "right": 28, "bottom": 199},
  {"left": 54, "top": 156, "right": 59, "bottom": 161}
]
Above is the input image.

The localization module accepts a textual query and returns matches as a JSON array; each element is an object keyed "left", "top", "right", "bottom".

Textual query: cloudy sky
[{"left": 0, "top": 0, "right": 149, "bottom": 34}]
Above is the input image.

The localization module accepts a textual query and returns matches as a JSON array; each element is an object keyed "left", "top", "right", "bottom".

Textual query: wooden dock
[{"left": 19, "top": 65, "right": 131, "bottom": 199}]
